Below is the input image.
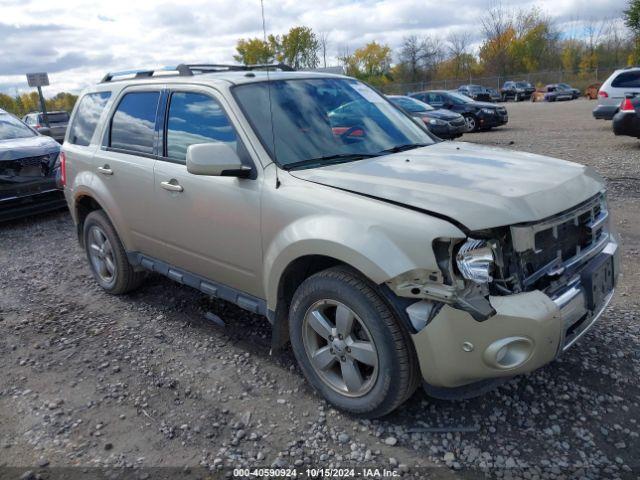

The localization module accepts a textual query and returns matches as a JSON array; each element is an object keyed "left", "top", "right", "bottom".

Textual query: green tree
[
  {"left": 0, "top": 93, "right": 16, "bottom": 113},
  {"left": 274, "top": 26, "right": 320, "bottom": 69},
  {"left": 624, "top": 0, "right": 640, "bottom": 63},
  {"left": 234, "top": 37, "right": 276, "bottom": 65},
  {"left": 341, "top": 42, "right": 392, "bottom": 87}
]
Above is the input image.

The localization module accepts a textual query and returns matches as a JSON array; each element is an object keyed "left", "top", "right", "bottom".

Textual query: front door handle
[
  {"left": 160, "top": 180, "right": 184, "bottom": 192},
  {"left": 97, "top": 165, "right": 113, "bottom": 175}
]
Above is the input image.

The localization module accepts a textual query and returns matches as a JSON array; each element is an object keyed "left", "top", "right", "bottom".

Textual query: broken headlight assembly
[{"left": 455, "top": 238, "right": 495, "bottom": 284}]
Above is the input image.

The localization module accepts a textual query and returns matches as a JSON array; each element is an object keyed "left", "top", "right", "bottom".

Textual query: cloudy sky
[{"left": 0, "top": 0, "right": 628, "bottom": 96}]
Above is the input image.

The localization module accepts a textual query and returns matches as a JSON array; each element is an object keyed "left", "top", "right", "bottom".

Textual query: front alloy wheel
[
  {"left": 289, "top": 266, "right": 420, "bottom": 417},
  {"left": 303, "top": 299, "right": 379, "bottom": 397}
]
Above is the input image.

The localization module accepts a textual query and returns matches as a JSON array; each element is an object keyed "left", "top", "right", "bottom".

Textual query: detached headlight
[
  {"left": 481, "top": 108, "right": 495, "bottom": 114},
  {"left": 456, "top": 238, "right": 495, "bottom": 284}
]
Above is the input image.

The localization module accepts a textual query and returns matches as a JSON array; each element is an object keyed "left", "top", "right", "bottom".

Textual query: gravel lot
[{"left": 1, "top": 98, "right": 638, "bottom": 479}]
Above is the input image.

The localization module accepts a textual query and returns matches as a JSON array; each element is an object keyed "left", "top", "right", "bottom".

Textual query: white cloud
[{"left": 0, "top": 0, "right": 628, "bottom": 96}]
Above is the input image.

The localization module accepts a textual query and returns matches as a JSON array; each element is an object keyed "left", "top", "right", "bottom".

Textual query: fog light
[{"left": 483, "top": 337, "right": 533, "bottom": 369}]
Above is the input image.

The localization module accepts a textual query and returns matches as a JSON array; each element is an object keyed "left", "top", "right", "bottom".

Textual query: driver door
[{"left": 152, "top": 87, "right": 263, "bottom": 297}]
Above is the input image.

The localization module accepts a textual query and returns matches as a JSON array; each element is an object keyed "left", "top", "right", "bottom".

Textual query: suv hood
[
  {"left": 289, "top": 142, "right": 603, "bottom": 231},
  {"left": 0, "top": 135, "right": 59, "bottom": 161}
]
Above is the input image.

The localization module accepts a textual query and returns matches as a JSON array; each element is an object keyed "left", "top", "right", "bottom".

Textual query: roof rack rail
[{"left": 101, "top": 63, "right": 295, "bottom": 83}]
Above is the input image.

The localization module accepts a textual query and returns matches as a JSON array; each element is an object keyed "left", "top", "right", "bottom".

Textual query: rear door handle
[
  {"left": 97, "top": 166, "right": 113, "bottom": 175},
  {"left": 160, "top": 180, "right": 183, "bottom": 192}
]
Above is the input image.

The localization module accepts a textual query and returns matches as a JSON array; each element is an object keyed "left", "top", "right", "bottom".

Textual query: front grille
[
  {"left": 0, "top": 155, "right": 51, "bottom": 177},
  {"left": 509, "top": 194, "right": 608, "bottom": 288},
  {"left": 496, "top": 107, "right": 507, "bottom": 115}
]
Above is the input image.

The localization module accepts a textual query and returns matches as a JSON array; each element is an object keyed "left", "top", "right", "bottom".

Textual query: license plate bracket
[{"left": 581, "top": 254, "right": 614, "bottom": 310}]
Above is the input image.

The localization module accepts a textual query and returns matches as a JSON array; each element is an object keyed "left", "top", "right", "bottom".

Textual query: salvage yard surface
[{"left": 1, "top": 99, "right": 639, "bottom": 479}]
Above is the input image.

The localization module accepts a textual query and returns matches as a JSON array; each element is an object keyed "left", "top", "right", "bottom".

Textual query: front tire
[
  {"left": 289, "top": 266, "right": 419, "bottom": 418},
  {"left": 83, "top": 210, "right": 144, "bottom": 294}
]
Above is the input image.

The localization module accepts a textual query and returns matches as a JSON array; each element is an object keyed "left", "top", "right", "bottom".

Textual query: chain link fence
[{"left": 381, "top": 67, "right": 622, "bottom": 95}]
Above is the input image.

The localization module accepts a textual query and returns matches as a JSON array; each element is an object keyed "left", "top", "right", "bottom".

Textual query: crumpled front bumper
[{"left": 410, "top": 238, "right": 620, "bottom": 389}]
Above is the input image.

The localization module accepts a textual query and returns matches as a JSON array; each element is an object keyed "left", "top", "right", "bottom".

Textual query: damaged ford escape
[{"left": 62, "top": 65, "right": 619, "bottom": 418}]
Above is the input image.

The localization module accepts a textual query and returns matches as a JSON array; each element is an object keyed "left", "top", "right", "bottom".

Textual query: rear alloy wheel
[
  {"left": 464, "top": 114, "right": 477, "bottom": 132},
  {"left": 83, "top": 210, "right": 144, "bottom": 294},
  {"left": 289, "top": 266, "right": 420, "bottom": 418}
]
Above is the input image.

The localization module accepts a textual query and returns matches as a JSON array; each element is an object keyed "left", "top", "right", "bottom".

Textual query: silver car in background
[{"left": 593, "top": 67, "right": 640, "bottom": 120}]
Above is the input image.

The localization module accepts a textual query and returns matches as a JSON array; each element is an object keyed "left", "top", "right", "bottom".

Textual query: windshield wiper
[
  {"left": 282, "top": 153, "right": 380, "bottom": 171},
  {"left": 378, "top": 143, "right": 430, "bottom": 154}
]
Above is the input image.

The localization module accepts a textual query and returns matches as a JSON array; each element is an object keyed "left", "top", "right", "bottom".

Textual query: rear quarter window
[
  {"left": 68, "top": 92, "right": 111, "bottom": 146},
  {"left": 611, "top": 71, "right": 640, "bottom": 89}
]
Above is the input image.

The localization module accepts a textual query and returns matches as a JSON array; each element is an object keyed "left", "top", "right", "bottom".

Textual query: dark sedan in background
[
  {"left": 387, "top": 95, "right": 466, "bottom": 139},
  {"left": 0, "top": 109, "right": 65, "bottom": 222},
  {"left": 612, "top": 94, "right": 640, "bottom": 139},
  {"left": 409, "top": 90, "right": 508, "bottom": 131},
  {"left": 501, "top": 81, "right": 536, "bottom": 101},
  {"left": 457, "top": 84, "right": 492, "bottom": 102}
]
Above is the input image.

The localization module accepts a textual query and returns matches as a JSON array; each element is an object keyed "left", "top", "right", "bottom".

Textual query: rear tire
[
  {"left": 463, "top": 114, "right": 478, "bottom": 132},
  {"left": 289, "top": 266, "right": 419, "bottom": 418},
  {"left": 83, "top": 210, "right": 144, "bottom": 294}
]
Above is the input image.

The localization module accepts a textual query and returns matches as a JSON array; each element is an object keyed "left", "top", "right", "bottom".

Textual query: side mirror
[{"left": 186, "top": 143, "right": 251, "bottom": 178}]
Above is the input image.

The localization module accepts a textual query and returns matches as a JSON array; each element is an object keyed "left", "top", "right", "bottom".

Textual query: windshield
[
  {"left": 389, "top": 96, "right": 434, "bottom": 113},
  {"left": 233, "top": 78, "right": 434, "bottom": 169},
  {"left": 516, "top": 82, "right": 532, "bottom": 88},
  {"left": 0, "top": 113, "right": 36, "bottom": 140},
  {"left": 467, "top": 85, "right": 483, "bottom": 92}
]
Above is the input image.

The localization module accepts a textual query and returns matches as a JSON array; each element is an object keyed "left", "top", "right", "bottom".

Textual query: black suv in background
[
  {"left": 501, "top": 81, "right": 536, "bottom": 101},
  {"left": 23, "top": 111, "right": 70, "bottom": 143},
  {"left": 409, "top": 90, "right": 508, "bottom": 131},
  {"left": 457, "top": 85, "right": 492, "bottom": 102}
]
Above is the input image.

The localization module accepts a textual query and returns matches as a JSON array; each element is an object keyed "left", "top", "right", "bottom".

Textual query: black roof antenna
[{"left": 260, "top": 0, "right": 280, "bottom": 189}]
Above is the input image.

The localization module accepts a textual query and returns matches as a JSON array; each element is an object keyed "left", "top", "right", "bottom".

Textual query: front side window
[
  {"left": 0, "top": 113, "right": 36, "bottom": 140},
  {"left": 234, "top": 78, "right": 433, "bottom": 169},
  {"left": 166, "top": 92, "right": 237, "bottom": 162},
  {"left": 110, "top": 91, "right": 159, "bottom": 154},
  {"left": 68, "top": 92, "right": 111, "bottom": 146}
]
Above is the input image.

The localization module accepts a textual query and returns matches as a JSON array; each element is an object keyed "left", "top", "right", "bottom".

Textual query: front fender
[{"left": 264, "top": 214, "right": 422, "bottom": 311}]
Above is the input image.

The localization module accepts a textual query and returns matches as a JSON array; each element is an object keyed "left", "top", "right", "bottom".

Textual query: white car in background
[{"left": 593, "top": 67, "right": 640, "bottom": 120}]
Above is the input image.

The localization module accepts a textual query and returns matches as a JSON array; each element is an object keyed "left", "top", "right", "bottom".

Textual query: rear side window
[
  {"left": 110, "top": 91, "right": 160, "bottom": 154},
  {"left": 611, "top": 71, "right": 640, "bottom": 88},
  {"left": 68, "top": 92, "right": 111, "bottom": 146},
  {"left": 165, "top": 92, "right": 237, "bottom": 162}
]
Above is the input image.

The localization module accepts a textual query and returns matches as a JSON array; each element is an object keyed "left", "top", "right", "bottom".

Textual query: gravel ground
[{"left": 0, "top": 98, "right": 638, "bottom": 479}]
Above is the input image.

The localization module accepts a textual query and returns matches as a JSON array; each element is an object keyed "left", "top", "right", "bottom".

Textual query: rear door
[
  {"left": 92, "top": 87, "right": 165, "bottom": 257},
  {"left": 152, "top": 86, "right": 263, "bottom": 296}
]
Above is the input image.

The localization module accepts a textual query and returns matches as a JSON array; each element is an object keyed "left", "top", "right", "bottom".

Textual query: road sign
[{"left": 26, "top": 72, "right": 50, "bottom": 88}]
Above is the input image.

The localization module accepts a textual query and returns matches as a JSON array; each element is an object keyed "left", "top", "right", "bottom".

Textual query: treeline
[
  {"left": 0, "top": 91, "right": 78, "bottom": 118},
  {"left": 234, "top": 3, "right": 639, "bottom": 88}
]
